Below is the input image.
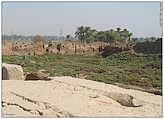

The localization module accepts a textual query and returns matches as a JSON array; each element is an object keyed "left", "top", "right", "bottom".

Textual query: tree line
[{"left": 75, "top": 26, "right": 133, "bottom": 43}]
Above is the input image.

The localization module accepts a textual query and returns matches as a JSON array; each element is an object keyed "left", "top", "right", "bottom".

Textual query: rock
[
  {"left": 2, "top": 63, "right": 24, "bottom": 80},
  {"left": 104, "top": 92, "right": 142, "bottom": 107},
  {"left": 25, "top": 71, "right": 51, "bottom": 81}
]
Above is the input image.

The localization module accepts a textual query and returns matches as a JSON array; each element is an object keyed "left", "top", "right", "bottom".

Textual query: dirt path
[{"left": 2, "top": 76, "right": 162, "bottom": 117}]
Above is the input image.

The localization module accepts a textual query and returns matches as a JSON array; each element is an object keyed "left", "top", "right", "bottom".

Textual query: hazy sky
[{"left": 2, "top": 2, "right": 161, "bottom": 37}]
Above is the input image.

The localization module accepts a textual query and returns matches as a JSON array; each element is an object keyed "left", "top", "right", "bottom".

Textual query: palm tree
[
  {"left": 96, "top": 31, "right": 105, "bottom": 42},
  {"left": 128, "top": 33, "right": 133, "bottom": 42},
  {"left": 86, "top": 29, "right": 97, "bottom": 43},
  {"left": 75, "top": 26, "right": 85, "bottom": 43},
  {"left": 110, "top": 29, "right": 114, "bottom": 32},
  {"left": 121, "top": 29, "right": 129, "bottom": 43},
  {"left": 116, "top": 27, "right": 121, "bottom": 33},
  {"left": 66, "top": 35, "right": 70, "bottom": 40},
  {"left": 85, "top": 26, "right": 91, "bottom": 32},
  {"left": 84, "top": 26, "right": 91, "bottom": 42},
  {"left": 75, "top": 26, "right": 96, "bottom": 43}
]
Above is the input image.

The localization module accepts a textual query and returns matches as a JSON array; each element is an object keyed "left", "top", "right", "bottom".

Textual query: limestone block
[{"left": 2, "top": 63, "right": 24, "bottom": 80}]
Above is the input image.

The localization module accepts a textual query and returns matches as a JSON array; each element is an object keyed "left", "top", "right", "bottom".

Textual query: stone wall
[
  {"left": 2, "top": 40, "right": 13, "bottom": 55},
  {"left": 2, "top": 40, "right": 137, "bottom": 56}
]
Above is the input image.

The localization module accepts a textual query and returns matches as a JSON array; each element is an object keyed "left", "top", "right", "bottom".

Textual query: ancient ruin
[{"left": 2, "top": 39, "right": 136, "bottom": 56}]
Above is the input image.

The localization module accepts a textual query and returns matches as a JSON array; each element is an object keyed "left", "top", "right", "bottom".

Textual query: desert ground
[{"left": 2, "top": 76, "right": 162, "bottom": 117}]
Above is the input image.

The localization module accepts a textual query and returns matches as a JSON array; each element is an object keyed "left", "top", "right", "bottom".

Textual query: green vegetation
[
  {"left": 2, "top": 30, "right": 160, "bottom": 43},
  {"left": 2, "top": 52, "right": 162, "bottom": 90},
  {"left": 75, "top": 26, "right": 133, "bottom": 43}
]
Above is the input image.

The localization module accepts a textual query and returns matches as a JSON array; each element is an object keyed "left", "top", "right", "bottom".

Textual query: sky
[{"left": 2, "top": 2, "right": 161, "bottom": 37}]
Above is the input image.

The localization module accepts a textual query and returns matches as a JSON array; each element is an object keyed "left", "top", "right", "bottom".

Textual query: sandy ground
[{"left": 2, "top": 76, "right": 162, "bottom": 117}]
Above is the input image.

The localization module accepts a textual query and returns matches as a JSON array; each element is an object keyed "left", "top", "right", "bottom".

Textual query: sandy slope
[{"left": 2, "top": 76, "right": 162, "bottom": 117}]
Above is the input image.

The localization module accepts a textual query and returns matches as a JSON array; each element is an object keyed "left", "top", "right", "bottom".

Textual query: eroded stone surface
[{"left": 2, "top": 77, "right": 162, "bottom": 117}]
